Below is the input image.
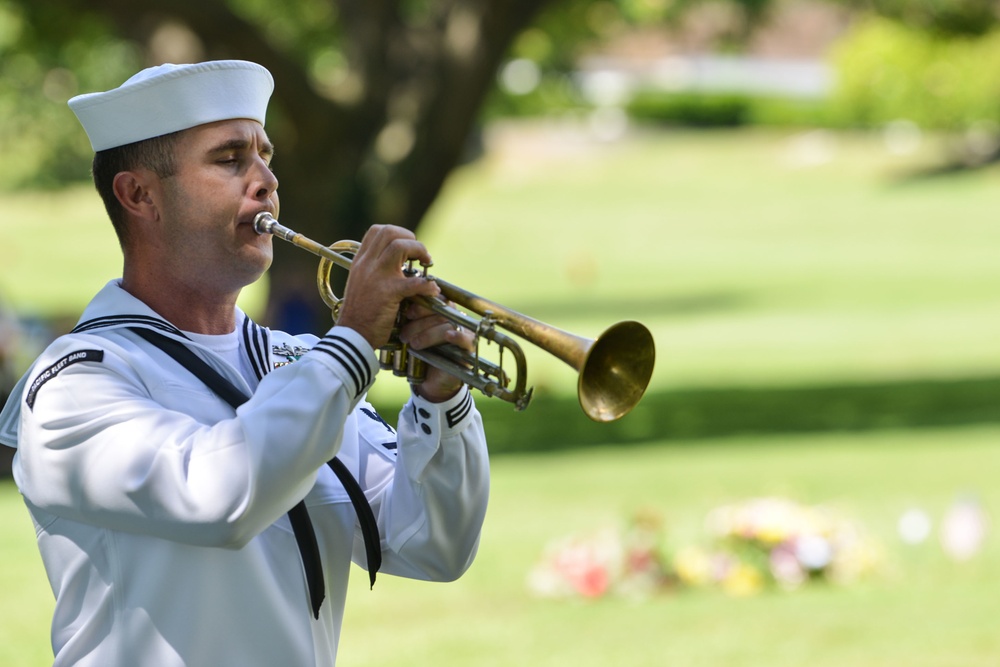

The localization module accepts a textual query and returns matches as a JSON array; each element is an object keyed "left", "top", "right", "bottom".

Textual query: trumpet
[{"left": 254, "top": 213, "right": 655, "bottom": 422}]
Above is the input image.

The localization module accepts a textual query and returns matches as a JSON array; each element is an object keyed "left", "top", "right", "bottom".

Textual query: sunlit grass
[
  {"left": 4, "top": 128, "right": 1000, "bottom": 400},
  {"left": 1, "top": 135, "right": 996, "bottom": 431},
  {"left": 337, "top": 425, "right": 1000, "bottom": 667},
  {"left": 391, "top": 126, "right": 1000, "bottom": 403},
  {"left": 437, "top": 125, "right": 994, "bottom": 310},
  {"left": 2, "top": 126, "right": 1000, "bottom": 665},
  {"left": 3, "top": 425, "right": 1000, "bottom": 666},
  {"left": 0, "top": 478, "right": 52, "bottom": 667}
]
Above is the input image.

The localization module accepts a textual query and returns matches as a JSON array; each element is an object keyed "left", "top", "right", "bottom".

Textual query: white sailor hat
[{"left": 68, "top": 60, "right": 274, "bottom": 152}]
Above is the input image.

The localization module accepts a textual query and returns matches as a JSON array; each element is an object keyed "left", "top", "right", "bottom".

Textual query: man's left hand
[{"left": 398, "top": 301, "right": 475, "bottom": 403}]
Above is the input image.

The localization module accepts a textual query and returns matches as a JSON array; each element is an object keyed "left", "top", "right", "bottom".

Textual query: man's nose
[{"left": 251, "top": 159, "right": 278, "bottom": 199}]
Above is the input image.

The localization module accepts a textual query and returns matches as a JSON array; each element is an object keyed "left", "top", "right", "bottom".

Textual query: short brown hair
[{"left": 91, "top": 132, "right": 179, "bottom": 248}]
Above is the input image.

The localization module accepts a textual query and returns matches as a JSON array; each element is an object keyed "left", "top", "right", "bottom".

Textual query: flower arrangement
[
  {"left": 527, "top": 509, "right": 673, "bottom": 600},
  {"left": 527, "top": 498, "right": 881, "bottom": 600},
  {"left": 681, "top": 497, "right": 882, "bottom": 595}
]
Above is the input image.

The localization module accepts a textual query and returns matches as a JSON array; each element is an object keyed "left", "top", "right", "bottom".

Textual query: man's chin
[
  {"left": 246, "top": 255, "right": 273, "bottom": 284},
  {"left": 232, "top": 245, "right": 272, "bottom": 288}
]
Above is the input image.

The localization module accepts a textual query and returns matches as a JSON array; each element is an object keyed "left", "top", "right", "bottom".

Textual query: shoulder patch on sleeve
[{"left": 26, "top": 349, "right": 105, "bottom": 411}]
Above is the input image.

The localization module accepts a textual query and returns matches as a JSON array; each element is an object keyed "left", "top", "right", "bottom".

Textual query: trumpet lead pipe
[{"left": 254, "top": 212, "right": 354, "bottom": 271}]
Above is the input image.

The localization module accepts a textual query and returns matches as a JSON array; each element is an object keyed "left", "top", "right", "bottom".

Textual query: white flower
[
  {"left": 795, "top": 534, "right": 833, "bottom": 570},
  {"left": 898, "top": 508, "right": 932, "bottom": 545},
  {"left": 941, "top": 497, "right": 989, "bottom": 562}
]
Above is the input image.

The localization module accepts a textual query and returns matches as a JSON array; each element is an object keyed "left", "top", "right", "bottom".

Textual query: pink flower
[
  {"left": 575, "top": 564, "right": 611, "bottom": 598},
  {"left": 626, "top": 547, "right": 656, "bottom": 574}
]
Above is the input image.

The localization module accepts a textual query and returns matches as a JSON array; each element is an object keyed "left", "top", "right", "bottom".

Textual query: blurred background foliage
[
  {"left": 0, "top": 2, "right": 138, "bottom": 189},
  {"left": 5, "top": 0, "right": 1000, "bottom": 194},
  {"left": 830, "top": 16, "right": 1000, "bottom": 132}
]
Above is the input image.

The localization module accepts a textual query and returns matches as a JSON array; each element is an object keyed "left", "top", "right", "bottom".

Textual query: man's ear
[{"left": 112, "top": 169, "right": 160, "bottom": 222}]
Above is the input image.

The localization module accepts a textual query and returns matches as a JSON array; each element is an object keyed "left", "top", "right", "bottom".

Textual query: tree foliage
[
  {"left": 0, "top": 2, "right": 139, "bottom": 188},
  {"left": 4, "top": 0, "right": 998, "bottom": 327},
  {"left": 844, "top": 0, "right": 1000, "bottom": 36},
  {"left": 1, "top": 0, "right": 554, "bottom": 328},
  {"left": 3, "top": 0, "right": 751, "bottom": 325}
]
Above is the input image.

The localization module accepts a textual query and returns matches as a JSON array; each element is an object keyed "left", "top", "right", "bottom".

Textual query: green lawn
[
  {"left": 2, "top": 125, "right": 1000, "bottom": 664},
  {"left": 411, "top": 125, "right": 1000, "bottom": 394},
  {"left": 4, "top": 425, "right": 999, "bottom": 666},
  {"left": 336, "top": 425, "right": 1000, "bottom": 667},
  {"left": 4, "top": 127, "right": 1000, "bottom": 395}
]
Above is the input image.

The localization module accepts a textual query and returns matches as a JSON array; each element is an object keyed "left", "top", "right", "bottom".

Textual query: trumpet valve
[
  {"left": 378, "top": 348, "right": 396, "bottom": 371},
  {"left": 392, "top": 350, "right": 408, "bottom": 377},
  {"left": 407, "top": 355, "right": 427, "bottom": 385},
  {"left": 403, "top": 258, "right": 433, "bottom": 278}
]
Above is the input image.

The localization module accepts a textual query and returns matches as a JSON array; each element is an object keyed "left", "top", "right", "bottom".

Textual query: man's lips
[{"left": 240, "top": 209, "right": 276, "bottom": 228}]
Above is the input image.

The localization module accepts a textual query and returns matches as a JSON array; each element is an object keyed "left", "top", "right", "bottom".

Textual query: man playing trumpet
[{"left": 0, "top": 60, "right": 490, "bottom": 667}]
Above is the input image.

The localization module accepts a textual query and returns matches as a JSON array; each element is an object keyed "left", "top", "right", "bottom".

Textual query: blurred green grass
[
  {"left": 307, "top": 426, "right": 1000, "bottom": 666},
  {"left": 385, "top": 125, "right": 1000, "bottom": 444},
  {"left": 2, "top": 126, "right": 1000, "bottom": 664},
  {"left": 4, "top": 127, "right": 1000, "bottom": 394},
  {"left": 411, "top": 126, "right": 1000, "bottom": 397},
  {"left": 4, "top": 425, "right": 1000, "bottom": 666}
]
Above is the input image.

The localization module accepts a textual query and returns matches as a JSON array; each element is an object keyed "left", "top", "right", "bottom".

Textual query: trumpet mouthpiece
[{"left": 253, "top": 211, "right": 277, "bottom": 235}]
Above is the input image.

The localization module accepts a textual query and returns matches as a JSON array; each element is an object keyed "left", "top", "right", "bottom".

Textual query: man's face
[{"left": 151, "top": 119, "right": 279, "bottom": 295}]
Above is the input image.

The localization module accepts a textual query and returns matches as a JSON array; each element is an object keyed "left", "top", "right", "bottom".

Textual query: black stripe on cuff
[
  {"left": 313, "top": 334, "right": 372, "bottom": 398},
  {"left": 446, "top": 389, "right": 473, "bottom": 428}
]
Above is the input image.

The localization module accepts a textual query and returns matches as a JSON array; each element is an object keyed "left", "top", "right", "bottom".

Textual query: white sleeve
[
  {"left": 15, "top": 328, "right": 377, "bottom": 549},
  {"left": 354, "top": 386, "right": 490, "bottom": 581}
]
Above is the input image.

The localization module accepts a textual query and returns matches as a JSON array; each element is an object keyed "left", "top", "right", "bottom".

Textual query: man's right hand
[{"left": 334, "top": 224, "right": 442, "bottom": 349}]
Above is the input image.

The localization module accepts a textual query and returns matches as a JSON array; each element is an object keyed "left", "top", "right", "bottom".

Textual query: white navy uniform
[{"left": 0, "top": 279, "right": 490, "bottom": 666}]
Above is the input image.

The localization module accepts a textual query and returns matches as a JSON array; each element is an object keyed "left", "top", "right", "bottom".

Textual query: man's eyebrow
[{"left": 208, "top": 138, "right": 275, "bottom": 158}]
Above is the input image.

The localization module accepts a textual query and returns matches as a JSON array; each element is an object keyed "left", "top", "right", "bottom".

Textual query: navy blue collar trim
[
  {"left": 73, "top": 315, "right": 185, "bottom": 337},
  {"left": 242, "top": 317, "right": 270, "bottom": 381}
]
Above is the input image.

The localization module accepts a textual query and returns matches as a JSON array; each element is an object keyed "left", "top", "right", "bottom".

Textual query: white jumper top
[{"left": 0, "top": 280, "right": 490, "bottom": 666}]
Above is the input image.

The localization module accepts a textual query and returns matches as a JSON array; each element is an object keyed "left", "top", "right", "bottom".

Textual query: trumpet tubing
[{"left": 254, "top": 213, "right": 655, "bottom": 422}]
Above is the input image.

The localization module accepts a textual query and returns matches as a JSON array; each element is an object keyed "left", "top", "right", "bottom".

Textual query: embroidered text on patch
[{"left": 26, "top": 349, "right": 105, "bottom": 410}]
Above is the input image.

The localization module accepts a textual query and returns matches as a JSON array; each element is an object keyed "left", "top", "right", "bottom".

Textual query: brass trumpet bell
[{"left": 578, "top": 321, "right": 656, "bottom": 422}]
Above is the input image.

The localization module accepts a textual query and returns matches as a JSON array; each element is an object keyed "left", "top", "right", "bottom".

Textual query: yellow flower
[
  {"left": 722, "top": 563, "right": 764, "bottom": 597},
  {"left": 674, "top": 546, "right": 712, "bottom": 587}
]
